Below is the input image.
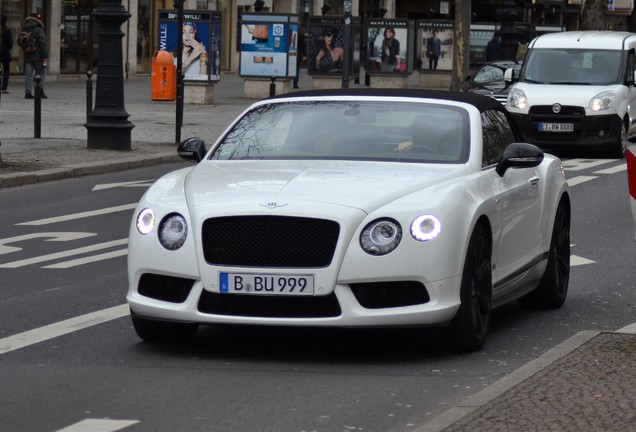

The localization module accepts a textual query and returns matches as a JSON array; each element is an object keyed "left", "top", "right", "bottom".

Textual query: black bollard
[
  {"left": 34, "top": 75, "right": 42, "bottom": 139},
  {"left": 269, "top": 76, "right": 276, "bottom": 97},
  {"left": 86, "top": 70, "right": 93, "bottom": 123}
]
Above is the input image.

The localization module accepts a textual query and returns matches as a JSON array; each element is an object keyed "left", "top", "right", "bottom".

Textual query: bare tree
[{"left": 580, "top": 0, "right": 608, "bottom": 30}]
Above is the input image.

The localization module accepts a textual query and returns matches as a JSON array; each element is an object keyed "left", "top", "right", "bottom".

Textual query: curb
[
  {"left": 418, "top": 330, "right": 600, "bottom": 432},
  {"left": 0, "top": 152, "right": 181, "bottom": 189}
]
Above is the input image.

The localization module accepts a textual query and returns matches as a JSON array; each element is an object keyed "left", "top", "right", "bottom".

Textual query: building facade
[{"left": 0, "top": 0, "right": 633, "bottom": 80}]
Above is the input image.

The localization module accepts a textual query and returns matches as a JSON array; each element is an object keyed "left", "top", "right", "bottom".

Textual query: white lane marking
[
  {"left": 0, "top": 232, "right": 96, "bottom": 255},
  {"left": 43, "top": 249, "right": 128, "bottom": 269},
  {"left": 0, "top": 239, "right": 128, "bottom": 268},
  {"left": 594, "top": 164, "right": 627, "bottom": 175},
  {"left": 55, "top": 419, "right": 139, "bottom": 432},
  {"left": 17, "top": 204, "right": 137, "bottom": 226},
  {"left": 0, "top": 304, "right": 129, "bottom": 355},
  {"left": 567, "top": 175, "right": 596, "bottom": 187},
  {"left": 571, "top": 255, "right": 595, "bottom": 266},
  {"left": 617, "top": 323, "right": 636, "bottom": 334},
  {"left": 562, "top": 159, "right": 618, "bottom": 171},
  {"left": 92, "top": 180, "right": 154, "bottom": 191}
]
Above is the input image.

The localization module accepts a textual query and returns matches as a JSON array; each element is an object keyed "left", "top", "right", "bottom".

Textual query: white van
[{"left": 506, "top": 31, "right": 636, "bottom": 157}]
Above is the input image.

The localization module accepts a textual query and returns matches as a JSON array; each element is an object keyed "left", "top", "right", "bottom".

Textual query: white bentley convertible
[{"left": 127, "top": 89, "right": 571, "bottom": 351}]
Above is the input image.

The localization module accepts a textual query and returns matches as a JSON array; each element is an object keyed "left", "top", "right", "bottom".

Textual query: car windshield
[
  {"left": 522, "top": 49, "right": 622, "bottom": 85},
  {"left": 210, "top": 101, "right": 470, "bottom": 164}
]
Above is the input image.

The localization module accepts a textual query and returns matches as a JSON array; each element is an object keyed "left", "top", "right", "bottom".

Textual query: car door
[
  {"left": 481, "top": 110, "right": 543, "bottom": 290},
  {"left": 625, "top": 49, "right": 636, "bottom": 137}
]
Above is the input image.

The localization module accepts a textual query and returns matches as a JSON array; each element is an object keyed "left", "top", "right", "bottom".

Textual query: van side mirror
[{"left": 504, "top": 68, "right": 517, "bottom": 87}]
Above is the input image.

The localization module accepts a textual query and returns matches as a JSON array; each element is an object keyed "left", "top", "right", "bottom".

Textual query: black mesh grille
[
  {"left": 198, "top": 290, "right": 341, "bottom": 318},
  {"left": 138, "top": 273, "right": 195, "bottom": 303},
  {"left": 202, "top": 216, "right": 340, "bottom": 267},
  {"left": 349, "top": 281, "right": 430, "bottom": 309}
]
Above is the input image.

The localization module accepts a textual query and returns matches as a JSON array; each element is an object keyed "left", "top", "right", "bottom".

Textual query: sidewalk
[
  {"left": 2, "top": 71, "right": 636, "bottom": 431},
  {"left": 0, "top": 70, "right": 256, "bottom": 187}
]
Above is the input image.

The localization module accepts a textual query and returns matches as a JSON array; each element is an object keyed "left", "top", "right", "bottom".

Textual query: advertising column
[
  {"left": 158, "top": 10, "right": 222, "bottom": 82},
  {"left": 307, "top": 15, "right": 360, "bottom": 88},
  {"left": 416, "top": 20, "right": 454, "bottom": 89},
  {"left": 239, "top": 13, "right": 294, "bottom": 78},
  {"left": 366, "top": 19, "right": 413, "bottom": 75}
]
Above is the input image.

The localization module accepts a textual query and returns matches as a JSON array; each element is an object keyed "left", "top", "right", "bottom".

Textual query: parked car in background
[
  {"left": 463, "top": 60, "right": 523, "bottom": 105},
  {"left": 506, "top": 31, "right": 636, "bottom": 158},
  {"left": 127, "top": 89, "right": 571, "bottom": 352}
]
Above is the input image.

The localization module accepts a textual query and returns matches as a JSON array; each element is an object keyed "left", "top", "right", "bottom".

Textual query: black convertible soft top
[{"left": 267, "top": 88, "right": 506, "bottom": 114}]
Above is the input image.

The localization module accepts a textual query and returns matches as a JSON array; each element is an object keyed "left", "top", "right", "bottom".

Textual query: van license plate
[{"left": 538, "top": 122, "right": 574, "bottom": 133}]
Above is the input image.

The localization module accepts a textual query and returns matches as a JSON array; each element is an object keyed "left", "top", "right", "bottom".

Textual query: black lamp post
[
  {"left": 84, "top": 0, "right": 135, "bottom": 150},
  {"left": 496, "top": 0, "right": 521, "bottom": 60}
]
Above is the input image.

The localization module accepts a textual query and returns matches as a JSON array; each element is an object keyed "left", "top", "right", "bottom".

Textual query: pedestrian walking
[
  {"left": 19, "top": 12, "right": 48, "bottom": 99},
  {"left": 1, "top": 14, "right": 13, "bottom": 93}
]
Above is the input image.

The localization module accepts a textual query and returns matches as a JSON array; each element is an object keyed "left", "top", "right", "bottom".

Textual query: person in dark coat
[
  {"left": 1, "top": 14, "right": 13, "bottom": 93},
  {"left": 21, "top": 13, "right": 49, "bottom": 99}
]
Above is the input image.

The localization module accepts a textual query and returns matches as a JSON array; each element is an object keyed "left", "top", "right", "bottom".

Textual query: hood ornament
[{"left": 259, "top": 202, "right": 288, "bottom": 209}]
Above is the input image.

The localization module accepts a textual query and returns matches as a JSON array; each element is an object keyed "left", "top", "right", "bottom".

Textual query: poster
[
  {"left": 366, "top": 19, "right": 411, "bottom": 75},
  {"left": 158, "top": 10, "right": 222, "bottom": 81},
  {"left": 308, "top": 16, "right": 360, "bottom": 76},
  {"left": 417, "top": 20, "right": 454, "bottom": 72},
  {"left": 239, "top": 14, "right": 292, "bottom": 78}
]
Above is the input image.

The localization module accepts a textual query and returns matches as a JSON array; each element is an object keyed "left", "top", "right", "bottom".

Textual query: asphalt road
[{"left": 0, "top": 156, "right": 635, "bottom": 432}]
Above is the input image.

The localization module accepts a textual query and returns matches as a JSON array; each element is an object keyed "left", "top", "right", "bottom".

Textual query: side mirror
[
  {"left": 626, "top": 69, "right": 636, "bottom": 86},
  {"left": 496, "top": 142, "right": 544, "bottom": 177},
  {"left": 503, "top": 68, "right": 516, "bottom": 87},
  {"left": 177, "top": 137, "right": 208, "bottom": 162}
]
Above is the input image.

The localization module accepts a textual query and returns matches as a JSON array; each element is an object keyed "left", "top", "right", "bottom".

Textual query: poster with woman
[
  {"left": 417, "top": 20, "right": 454, "bottom": 72},
  {"left": 366, "top": 19, "right": 411, "bottom": 75},
  {"left": 157, "top": 10, "right": 221, "bottom": 82},
  {"left": 308, "top": 16, "right": 361, "bottom": 77}
]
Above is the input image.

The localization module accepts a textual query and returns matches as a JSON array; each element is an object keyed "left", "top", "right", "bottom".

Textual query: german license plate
[
  {"left": 220, "top": 272, "right": 314, "bottom": 296},
  {"left": 538, "top": 122, "right": 574, "bottom": 132}
]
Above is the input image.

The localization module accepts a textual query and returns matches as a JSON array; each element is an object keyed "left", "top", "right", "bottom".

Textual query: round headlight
[
  {"left": 136, "top": 208, "right": 155, "bottom": 235},
  {"left": 158, "top": 214, "right": 188, "bottom": 251},
  {"left": 589, "top": 90, "right": 615, "bottom": 111},
  {"left": 410, "top": 214, "right": 441, "bottom": 242},
  {"left": 360, "top": 218, "right": 402, "bottom": 256},
  {"left": 508, "top": 87, "right": 527, "bottom": 110}
]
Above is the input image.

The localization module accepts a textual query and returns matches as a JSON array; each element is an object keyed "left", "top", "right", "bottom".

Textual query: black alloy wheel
[
  {"left": 451, "top": 223, "right": 492, "bottom": 352},
  {"left": 519, "top": 199, "right": 570, "bottom": 309}
]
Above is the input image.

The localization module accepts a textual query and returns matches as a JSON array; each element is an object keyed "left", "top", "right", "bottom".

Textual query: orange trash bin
[{"left": 151, "top": 50, "right": 176, "bottom": 101}]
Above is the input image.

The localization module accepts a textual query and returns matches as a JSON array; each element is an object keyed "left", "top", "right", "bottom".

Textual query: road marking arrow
[
  {"left": 0, "top": 238, "right": 127, "bottom": 268},
  {"left": 571, "top": 255, "right": 595, "bottom": 266},
  {"left": 0, "top": 232, "right": 96, "bottom": 255}
]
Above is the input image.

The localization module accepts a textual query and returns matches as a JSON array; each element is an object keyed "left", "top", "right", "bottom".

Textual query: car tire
[
  {"left": 519, "top": 199, "right": 570, "bottom": 309},
  {"left": 131, "top": 315, "right": 199, "bottom": 343},
  {"left": 451, "top": 223, "right": 492, "bottom": 352},
  {"left": 611, "top": 121, "right": 628, "bottom": 159}
]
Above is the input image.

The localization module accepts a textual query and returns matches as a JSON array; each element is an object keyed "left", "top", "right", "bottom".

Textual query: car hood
[{"left": 184, "top": 160, "right": 465, "bottom": 214}]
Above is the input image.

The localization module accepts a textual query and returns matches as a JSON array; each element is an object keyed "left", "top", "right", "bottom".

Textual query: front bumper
[
  {"left": 127, "top": 273, "right": 463, "bottom": 328},
  {"left": 509, "top": 108, "right": 622, "bottom": 150}
]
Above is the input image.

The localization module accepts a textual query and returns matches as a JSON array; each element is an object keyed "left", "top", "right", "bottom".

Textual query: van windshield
[{"left": 522, "top": 49, "right": 622, "bottom": 85}]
